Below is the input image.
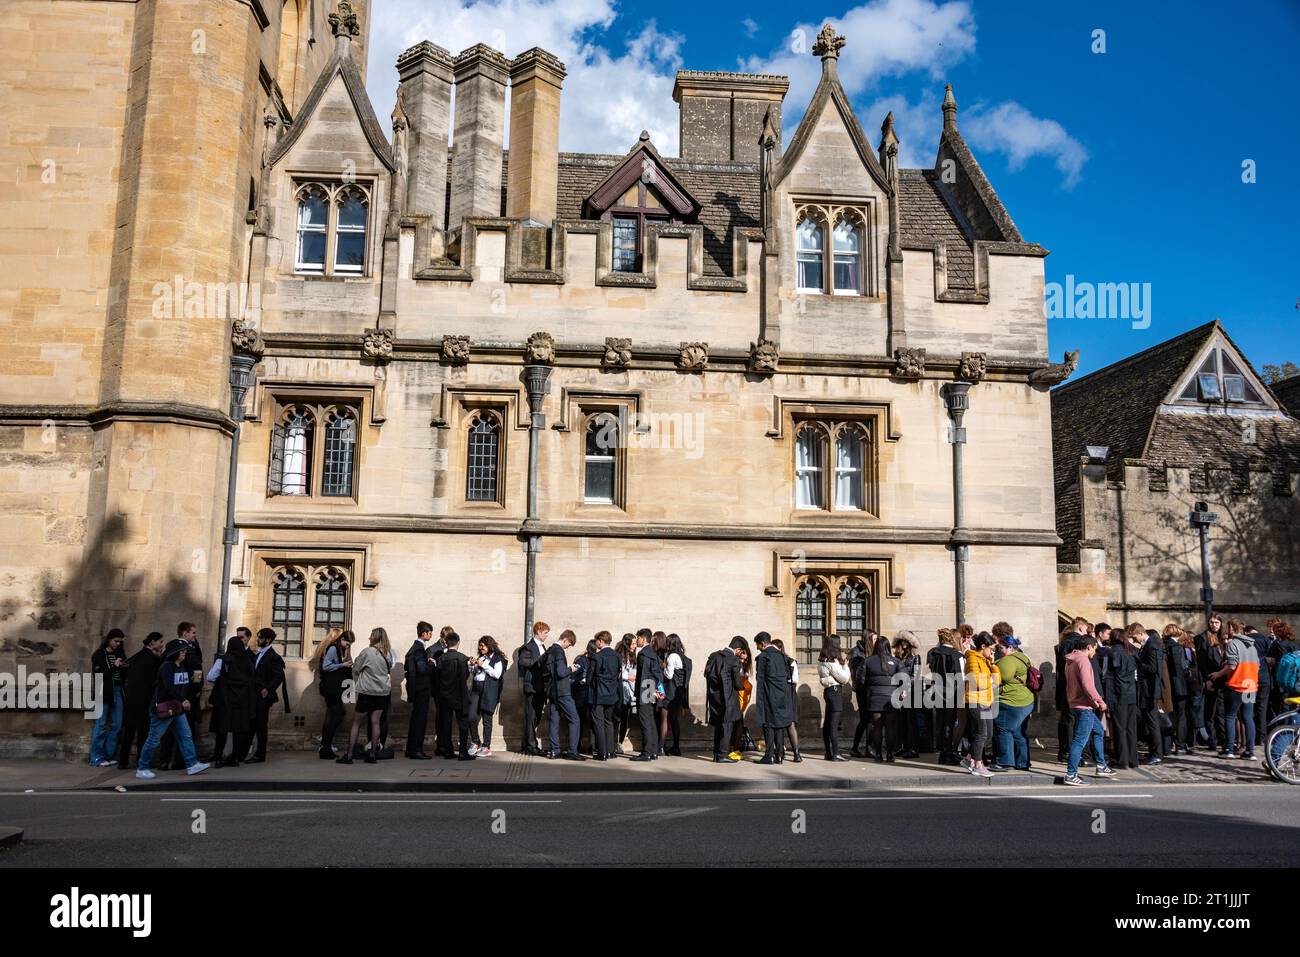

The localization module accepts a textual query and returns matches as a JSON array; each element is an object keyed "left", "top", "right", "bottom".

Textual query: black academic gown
[{"left": 755, "top": 646, "right": 793, "bottom": 728}]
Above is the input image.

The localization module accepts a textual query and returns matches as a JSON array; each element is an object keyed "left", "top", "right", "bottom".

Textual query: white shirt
[
  {"left": 665, "top": 652, "right": 683, "bottom": 679},
  {"left": 206, "top": 659, "right": 223, "bottom": 682},
  {"left": 473, "top": 655, "right": 504, "bottom": 683}
]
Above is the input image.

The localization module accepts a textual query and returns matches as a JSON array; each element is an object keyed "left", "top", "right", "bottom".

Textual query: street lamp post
[
  {"left": 217, "top": 324, "right": 262, "bottom": 645},
  {"left": 1188, "top": 500, "right": 1219, "bottom": 625},
  {"left": 522, "top": 363, "right": 553, "bottom": 644},
  {"left": 942, "top": 381, "right": 972, "bottom": 624}
]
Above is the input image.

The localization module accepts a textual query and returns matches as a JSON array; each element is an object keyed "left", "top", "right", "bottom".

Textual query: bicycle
[{"left": 1264, "top": 696, "right": 1300, "bottom": 784}]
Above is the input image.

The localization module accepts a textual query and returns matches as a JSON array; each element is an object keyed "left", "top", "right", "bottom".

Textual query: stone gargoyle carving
[
  {"left": 441, "top": 335, "right": 471, "bottom": 364},
  {"left": 1030, "top": 350, "right": 1080, "bottom": 387},
  {"left": 525, "top": 331, "right": 555, "bottom": 364},
  {"left": 958, "top": 351, "right": 987, "bottom": 382},
  {"left": 749, "top": 338, "right": 779, "bottom": 374}
]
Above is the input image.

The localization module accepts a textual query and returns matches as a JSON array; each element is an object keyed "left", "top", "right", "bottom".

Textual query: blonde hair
[
  {"left": 370, "top": 627, "right": 391, "bottom": 658},
  {"left": 309, "top": 627, "right": 344, "bottom": 672}
]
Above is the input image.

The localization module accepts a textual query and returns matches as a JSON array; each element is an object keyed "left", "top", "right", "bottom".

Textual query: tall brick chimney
[
  {"left": 671, "top": 71, "right": 789, "bottom": 163},
  {"left": 396, "top": 41, "right": 454, "bottom": 229},
  {"left": 449, "top": 43, "right": 509, "bottom": 228},
  {"left": 506, "top": 48, "right": 566, "bottom": 226}
]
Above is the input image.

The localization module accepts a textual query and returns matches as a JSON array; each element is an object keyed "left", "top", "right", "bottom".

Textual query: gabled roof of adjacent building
[{"left": 1051, "top": 320, "right": 1300, "bottom": 561}]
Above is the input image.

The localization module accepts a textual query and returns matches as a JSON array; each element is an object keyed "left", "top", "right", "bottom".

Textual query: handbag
[{"left": 154, "top": 699, "right": 184, "bottom": 719}]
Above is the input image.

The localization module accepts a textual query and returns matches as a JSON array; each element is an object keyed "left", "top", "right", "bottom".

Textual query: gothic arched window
[
  {"left": 466, "top": 411, "right": 502, "bottom": 502},
  {"left": 321, "top": 408, "right": 357, "bottom": 497},
  {"left": 796, "top": 214, "right": 825, "bottom": 293},
  {"left": 795, "top": 423, "right": 827, "bottom": 509}
]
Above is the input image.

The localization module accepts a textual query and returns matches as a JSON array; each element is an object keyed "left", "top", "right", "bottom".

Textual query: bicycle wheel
[{"left": 1266, "top": 726, "right": 1300, "bottom": 785}]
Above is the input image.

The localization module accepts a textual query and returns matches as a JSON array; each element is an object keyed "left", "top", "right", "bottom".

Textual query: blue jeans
[
  {"left": 89, "top": 687, "right": 123, "bottom": 764},
  {"left": 1067, "top": 708, "right": 1107, "bottom": 777},
  {"left": 1224, "top": 690, "right": 1256, "bottom": 756},
  {"left": 548, "top": 694, "right": 580, "bottom": 755},
  {"left": 137, "top": 709, "right": 198, "bottom": 770},
  {"left": 995, "top": 702, "right": 1033, "bottom": 768}
]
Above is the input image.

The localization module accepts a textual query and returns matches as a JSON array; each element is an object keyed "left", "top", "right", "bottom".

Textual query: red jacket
[{"left": 1065, "top": 649, "right": 1105, "bottom": 710}]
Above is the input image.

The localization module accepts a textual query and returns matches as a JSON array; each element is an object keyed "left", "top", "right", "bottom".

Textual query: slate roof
[
  {"left": 1050, "top": 320, "right": 1300, "bottom": 561},
  {"left": 897, "top": 168, "right": 978, "bottom": 290},
  {"left": 1274, "top": 374, "right": 1300, "bottom": 417}
]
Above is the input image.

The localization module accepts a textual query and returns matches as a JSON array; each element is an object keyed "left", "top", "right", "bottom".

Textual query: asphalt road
[{"left": 1, "top": 783, "right": 1297, "bottom": 867}]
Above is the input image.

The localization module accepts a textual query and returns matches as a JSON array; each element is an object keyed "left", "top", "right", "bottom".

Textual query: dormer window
[
  {"left": 294, "top": 181, "right": 370, "bottom": 277},
  {"left": 1177, "top": 346, "right": 1264, "bottom": 405},
  {"left": 795, "top": 203, "right": 869, "bottom": 295},
  {"left": 608, "top": 182, "right": 669, "bottom": 273}
]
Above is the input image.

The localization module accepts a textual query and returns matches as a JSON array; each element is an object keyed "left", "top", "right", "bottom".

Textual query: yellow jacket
[{"left": 964, "top": 649, "right": 1000, "bottom": 707}]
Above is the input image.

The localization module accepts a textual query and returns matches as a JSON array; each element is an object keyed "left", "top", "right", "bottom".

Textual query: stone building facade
[
  {"left": 1055, "top": 321, "right": 1300, "bottom": 631},
  {"left": 2, "top": 5, "right": 1065, "bottom": 751}
]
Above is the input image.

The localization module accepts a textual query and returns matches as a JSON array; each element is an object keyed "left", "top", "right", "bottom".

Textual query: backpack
[
  {"left": 1276, "top": 650, "right": 1300, "bottom": 696},
  {"left": 1024, "top": 661, "right": 1044, "bottom": 694},
  {"left": 675, "top": 654, "right": 690, "bottom": 692}
]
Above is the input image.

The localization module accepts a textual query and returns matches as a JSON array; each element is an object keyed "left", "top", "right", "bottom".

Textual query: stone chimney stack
[
  {"left": 396, "top": 41, "right": 454, "bottom": 229},
  {"left": 449, "top": 43, "right": 509, "bottom": 228},
  {"left": 672, "top": 70, "right": 789, "bottom": 163},
  {"left": 506, "top": 48, "right": 566, "bottom": 226}
]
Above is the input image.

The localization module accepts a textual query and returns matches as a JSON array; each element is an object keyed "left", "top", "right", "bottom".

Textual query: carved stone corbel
[
  {"left": 958, "top": 351, "right": 987, "bottom": 382},
  {"left": 677, "top": 341, "right": 709, "bottom": 372},
  {"left": 602, "top": 337, "right": 632, "bottom": 371},
  {"left": 231, "top": 319, "right": 265, "bottom": 360},
  {"left": 361, "top": 328, "right": 394, "bottom": 362},
  {"left": 892, "top": 347, "right": 926, "bottom": 379},
  {"left": 749, "top": 338, "right": 779, "bottom": 374},
  {"left": 525, "top": 331, "right": 555, "bottom": 364},
  {"left": 441, "top": 335, "right": 471, "bottom": 364}
]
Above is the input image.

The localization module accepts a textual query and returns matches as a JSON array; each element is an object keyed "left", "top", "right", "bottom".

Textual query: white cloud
[
  {"left": 859, "top": 93, "right": 940, "bottom": 168},
  {"left": 365, "top": 0, "right": 681, "bottom": 154},
  {"left": 742, "top": 18, "right": 759, "bottom": 38},
  {"left": 962, "top": 101, "right": 1089, "bottom": 188}
]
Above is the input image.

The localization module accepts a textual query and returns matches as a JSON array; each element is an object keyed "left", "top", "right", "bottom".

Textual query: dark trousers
[
  {"left": 213, "top": 730, "right": 252, "bottom": 764},
  {"left": 822, "top": 687, "right": 843, "bottom": 756},
  {"left": 637, "top": 703, "right": 658, "bottom": 755},
  {"left": 869, "top": 709, "right": 894, "bottom": 757},
  {"left": 713, "top": 719, "right": 735, "bottom": 757},
  {"left": 467, "top": 689, "right": 493, "bottom": 747},
  {"left": 117, "top": 720, "right": 149, "bottom": 769},
  {"left": 667, "top": 699, "right": 684, "bottom": 752},
  {"left": 1170, "top": 694, "right": 1192, "bottom": 750},
  {"left": 592, "top": 703, "right": 614, "bottom": 757},
  {"left": 406, "top": 688, "right": 430, "bottom": 755},
  {"left": 433, "top": 693, "right": 450, "bottom": 756},
  {"left": 522, "top": 690, "right": 544, "bottom": 753},
  {"left": 614, "top": 703, "right": 630, "bottom": 745},
  {"left": 967, "top": 710, "right": 993, "bottom": 762},
  {"left": 1254, "top": 689, "right": 1269, "bottom": 747},
  {"left": 764, "top": 725, "right": 786, "bottom": 760},
  {"left": 549, "top": 694, "right": 580, "bottom": 755},
  {"left": 1140, "top": 703, "right": 1164, "bottom": 756},
  {"left": 1204, "top": 687, "right": 1226, "bottom": 748},
  {"left": 852, "top": 687, "right": 869, "bottom": 752},
  {"left": 577, "top": 702, "right": 594, "bottom": 754},
  {"left": 321, "top": 692, "right": 345, "bottom": 752},
  {"left": 250, "top": 697, "right": 274, "bottom": 760},
  {"left": 1112, "top": 700, "right": 1138, "bottom": 767},
  {"left": 936, "top": 707, "right": 959, "bottom": 757},
  {"left": 452, "top": 706, "right": 471, "bottom": 756}
]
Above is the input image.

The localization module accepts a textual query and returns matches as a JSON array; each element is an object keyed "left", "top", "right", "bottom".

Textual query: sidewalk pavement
[{"left": 0, "top": 746, "right": 1274, "bottom": 794}]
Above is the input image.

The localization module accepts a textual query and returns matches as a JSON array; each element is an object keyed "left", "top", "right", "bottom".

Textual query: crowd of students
[{"left": 87, "top": 612, "right": 1300, "bottom": 780}]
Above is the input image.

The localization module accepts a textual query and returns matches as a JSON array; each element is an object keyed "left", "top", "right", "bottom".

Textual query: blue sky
[{"left": 367, "top": 0, "right": 1300, "bottom": 379}]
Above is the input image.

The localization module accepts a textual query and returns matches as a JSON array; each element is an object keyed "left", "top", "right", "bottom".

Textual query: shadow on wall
[{"left": 0, "top": 512, "right": 211, "bottom": 754}]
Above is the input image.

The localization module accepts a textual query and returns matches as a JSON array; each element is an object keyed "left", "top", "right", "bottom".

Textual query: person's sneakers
[
  {"left": 1142, "top": 755, "right": 1163, "bottom": 766},
  {"left": 960, "top": 756, "right": 975, "bottom": 772},
  {"left": 988, "top": 763, "right": 1015, "bottom": 772},
  {"left": 972, "top": 765, "right": 994, "bottom": 778},
  {"left": 467, "top": 744, "right": 480, "bottom": 756},
  {"left": 135, "top": 768, "right": 156, "bottom": 779},
  {"left": 477, "top": 747, "right": 493, "bottom": 758},
  {"left": 1243, "top": 752, "right": 1257, "bottom": 761},
  {"left": 1062, "top": 774, "right": 1089, "bottom": 786},
  {"left": 1095, "top": 765, "right": 1118, "bottom": 777},
  {"left": 185, "top": 762, "right": 210, "bottom": 776},
  {"left": 95, "top": 759, "right": 116, "bottom": 767}
]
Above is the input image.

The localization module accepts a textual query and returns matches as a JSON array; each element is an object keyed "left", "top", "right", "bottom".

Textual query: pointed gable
[
  {"left": 933, "top": 84, "right": 1020, "bottom": 242},
  {"left": 268, "top": 35, "right": 394, "bottom": 172},
  {"left": 582, "top": 134, "right": 699, "bottom": 220},
  {"left": 776, "top": 26, "right": 890, "bottom": 194}
]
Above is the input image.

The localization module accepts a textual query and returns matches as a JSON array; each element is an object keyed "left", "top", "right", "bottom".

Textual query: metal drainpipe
[
  {"left": 943, "top": 382, "right": 972, "bottom": 624},
  {"left": 522, "top": 364, "right": 553, "bottom": 643},
  {"left": 217, "top": 351, "right": 259, "bottom": 644}
]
